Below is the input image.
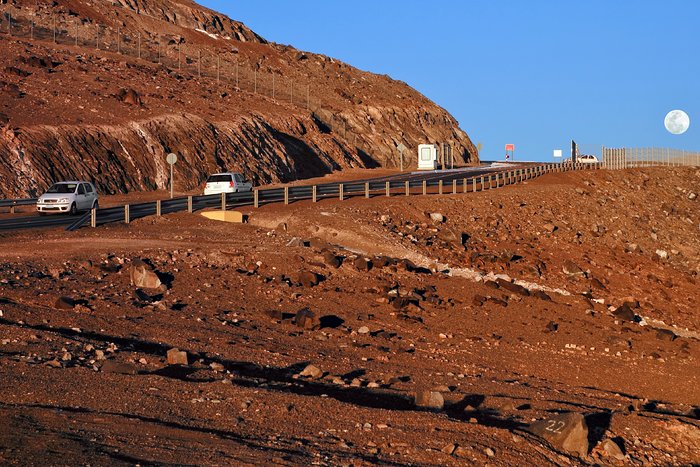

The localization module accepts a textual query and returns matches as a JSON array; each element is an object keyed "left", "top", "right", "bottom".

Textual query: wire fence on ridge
[{"left": 0, "top": 6, "right": 448, "bottom": 167}]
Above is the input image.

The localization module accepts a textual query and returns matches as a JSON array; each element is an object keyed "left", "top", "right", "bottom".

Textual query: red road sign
[{"left": 505, "top": 144, "right": 515, "bottom": 151}]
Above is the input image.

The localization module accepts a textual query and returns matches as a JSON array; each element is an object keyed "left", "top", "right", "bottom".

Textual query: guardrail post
[
  {"left": 463, "top": 178, "right": 467, "bottom": 193},
  {"left": 10, "top": 205, "right": 15, "bottom": 214},
  {"left": 188, "top": 196, "right": 193, "bottom": 213},
  {"left": 452, "top": 179, "right": 457, "bottom": 194},
  {"left": 312, "top": 186, "right": 317, "bottom": 203},
  {"left": 156, "top": 200, "right": 161, "bottom": 216},
  {"left": 284, "top": 186, "right": 289, "bottom": 205},
  {"left": 405, "top": 181, "right": 410, "bottom": 196},
  {"left": 385, "top": 181, "right": 390, "bottom": 197},
  {"left": 438, "top": 180, "right": 443, "bottom": 195},
  {"left": 365, "top": 182, "right": 370, "bottom": 198},
  {"left": 339, "top": 183, "right": 344, "bottom": 201},
  {"left": 91, "top": 208, "right": 96, "bottom": 228},
  {"left": 221, "top": 192, "right": 226, "bottom": 211},
  {"left": 254, "top": 189, "right": 259, "bottom": 208},
  {"left": 124, "top": 204, "right": 130, "bottom": 224},
  {"left": 422, "top": 180, "right": 427, "bottom": 195}
]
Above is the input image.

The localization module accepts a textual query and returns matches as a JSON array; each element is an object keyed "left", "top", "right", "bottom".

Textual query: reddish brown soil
[{"left": 0, "top": 168, "right": 698, "bottom": 465}]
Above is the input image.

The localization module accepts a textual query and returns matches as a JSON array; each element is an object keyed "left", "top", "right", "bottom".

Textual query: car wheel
[{"left": 69, "top": 203, "right": 78, "bottom": 216}]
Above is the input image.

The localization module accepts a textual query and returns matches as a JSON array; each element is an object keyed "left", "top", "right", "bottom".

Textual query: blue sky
[{"left": 201, "top": 1, "right": 699, "bottom": 161}]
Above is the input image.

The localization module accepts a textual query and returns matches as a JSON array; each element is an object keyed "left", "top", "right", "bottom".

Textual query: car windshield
[
  {"left": 46, "top": 183, "right": 77, "bottom": 194},
  {"left": 206, "top": 175, "right": 233, "bottom": 183}
]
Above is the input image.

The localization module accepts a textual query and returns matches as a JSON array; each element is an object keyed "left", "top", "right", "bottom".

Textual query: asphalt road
[{"left": 0, "top": 164, "right": 522, "bottom": 232}]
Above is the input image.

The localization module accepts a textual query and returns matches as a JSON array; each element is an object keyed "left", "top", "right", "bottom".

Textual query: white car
[
  {"left": 578, "top": 155, "right": 599, "bottom": 164},
  {"left": 37, "top": 181, "right": 99, "bottom": 215},
  {"left": 204, "top": 172, "right": 253, "bottom": 195}
]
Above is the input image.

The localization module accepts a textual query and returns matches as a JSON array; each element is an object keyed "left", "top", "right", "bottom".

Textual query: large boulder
[
  {"left": 130, "top": 259, "right": 162, "bottom": 289},
  {"left": 527, "top": 412, "right": 589, "bottom": 457}
]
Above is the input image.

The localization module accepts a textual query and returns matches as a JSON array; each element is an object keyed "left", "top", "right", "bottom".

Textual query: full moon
[{"left": 664, "top": 110, "right": 690, "bottom": 135}]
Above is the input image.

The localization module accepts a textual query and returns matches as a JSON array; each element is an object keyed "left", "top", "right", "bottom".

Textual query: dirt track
[{"left": 0, "top": 168, "right": 699, "bottom": 465}]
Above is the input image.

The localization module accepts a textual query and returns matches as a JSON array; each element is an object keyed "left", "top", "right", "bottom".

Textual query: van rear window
[{"left": 206, "top": 175, "right": 233, "bottom": 183}]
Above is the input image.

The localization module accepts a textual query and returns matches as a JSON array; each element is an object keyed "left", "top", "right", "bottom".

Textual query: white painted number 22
[{"left": 545, "top": 420, "right": 565, "bottom": 434}]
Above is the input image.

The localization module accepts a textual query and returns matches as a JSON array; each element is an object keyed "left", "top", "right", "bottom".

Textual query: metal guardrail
[{"left": 0, "top": 162, "right": 599, "bottom": 232}]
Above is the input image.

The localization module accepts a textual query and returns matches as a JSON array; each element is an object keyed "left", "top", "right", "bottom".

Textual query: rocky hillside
[{"left": 0, "top": 0, "right": 477, "bottom": 197}]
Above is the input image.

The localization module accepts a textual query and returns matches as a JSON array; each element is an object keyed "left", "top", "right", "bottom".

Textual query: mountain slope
[{"left": 0, "top": 0, "right": 477, "bottom": 197}]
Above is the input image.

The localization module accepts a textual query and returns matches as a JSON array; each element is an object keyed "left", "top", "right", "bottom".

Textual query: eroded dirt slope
[{"left": 0, "top": 0, "right": 476, "bottom": 198}]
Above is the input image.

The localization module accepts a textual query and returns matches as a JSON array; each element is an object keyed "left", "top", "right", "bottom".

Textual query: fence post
[
  {"left": 284, "top": 186, "right": 289, "bottom": 205},
  {"left": 156, "top": 200, "right": 161, "bottom": 216},
  {"left": 254, "top": 189, "right": 259, "bottom": 208},
  {"left": 438, "top": 180, "right": 443, "bottom": 195},
  {"left": 91, "top": 208, "right": 97, "bottom": 228},
  {"left": 365, "top": 182, "right": 370, "bottom": 198},
  {"left": 339, "top": 183, "right": 344, "bottom": 201},
  {"left": 385, "top": 181, "right": 390, "bottom": 197},
  {"left": 312, "top": 185, "right": 317, "bottom": 203},
  {"left": 422, "top": 180, "right": 427, "bottom": 195},
  {"left": 124, "top": 204, "right": 130, "bottom": 224},
  {"left": 405, "top": 180, "right": 410, "bottom": 196},
  {"left": 221, "top": 192, "right": 226, "bottom": 211},
  {"left": 187, "top": 196, "right": 193, "bottom": 213}
]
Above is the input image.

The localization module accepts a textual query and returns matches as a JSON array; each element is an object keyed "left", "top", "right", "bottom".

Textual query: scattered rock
[
  {"left": 533, "top": 290, "right": 552, "bottom": 301},
  {"left": 294, "top": 308, "right": 318, "bottom": 330},
  {"left": 441, "top": 443, "right": 456, "bottom": 455},
  {"left": 357, "top": 326, "right": 370, "bottom": 334},
  {"left": 293, "top": 271, "right": 321, "bottom": 287},
  {"left": 130, "top": 259, "right": 162, "bottom": 289},
  {"left": 429, "top": 212, "right": 445, "bottom": 223},
  {"left": 562, "top": 260, "right": 585, "bottom": 277},
  {"left": 689, "top": 192, "right": 697, "bottom": 201},
  {"left": 323, "top": 251, "right": 342, "bottom": 268},
  {"left": 543, "top": 223, "right": 558, "bottom": 233},
  {"left": 285, "top": 237, "right": 306, "bottom": 248},
  {"left": 353, "top": 257, "right": 373, "bottom": 272},
  {"left": 612, "top": 303, "right": 636, "bottom": 322},
  {"left": 299, "top": 364, "right": 323, "bottom": 379},
  {"left": 54, "top": 296, "right": 76, "bottom": 310},
  {"left": 484, "top": 447, "right": 495, "bottom": 457},
  {"left": 545, "top": 321, "right": 559, "bottom": 332},
  {"left": 496, "top": 278, "right": 530, "bottom": 296},
  {"left": 528, "top": 412, "right": 589, "bottom": 457},
  {"left": 166, "top": 348, "right": 188, "bottom": 365},
  {"left": 598, "top": 438, "right": 625, "bottom": 460},
  {"left": 414, "top": 390, "right": 444, "bottom": 410},
  {"left": 116, "top": 88, "right": 142, "bottom": 106},
  {"left": 655, "top": 329, "right": 676, "bottom": 341},
  {"left": 655, "top": 249, "right": 668, "bottom": 260}
]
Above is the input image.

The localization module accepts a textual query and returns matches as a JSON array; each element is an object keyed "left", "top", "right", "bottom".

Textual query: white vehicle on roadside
[
  {"left": 36, "top": 181, "right": 99, "bottom": 215},
  {"left": 203, "top": 172, "right": 253, "bottom": 195},
  {"left": 578, "top": 154, "right": 599, "bottom": 164}
]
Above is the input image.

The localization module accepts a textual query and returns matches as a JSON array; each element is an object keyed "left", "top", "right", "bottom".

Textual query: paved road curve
[{"left": 0, "top": 164, "right": 526, "bottom": 232}]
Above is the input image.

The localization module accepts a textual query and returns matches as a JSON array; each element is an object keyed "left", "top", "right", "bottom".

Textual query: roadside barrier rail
[{"left": 0, "top": 162, "right": 599, "bottom": 231}]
